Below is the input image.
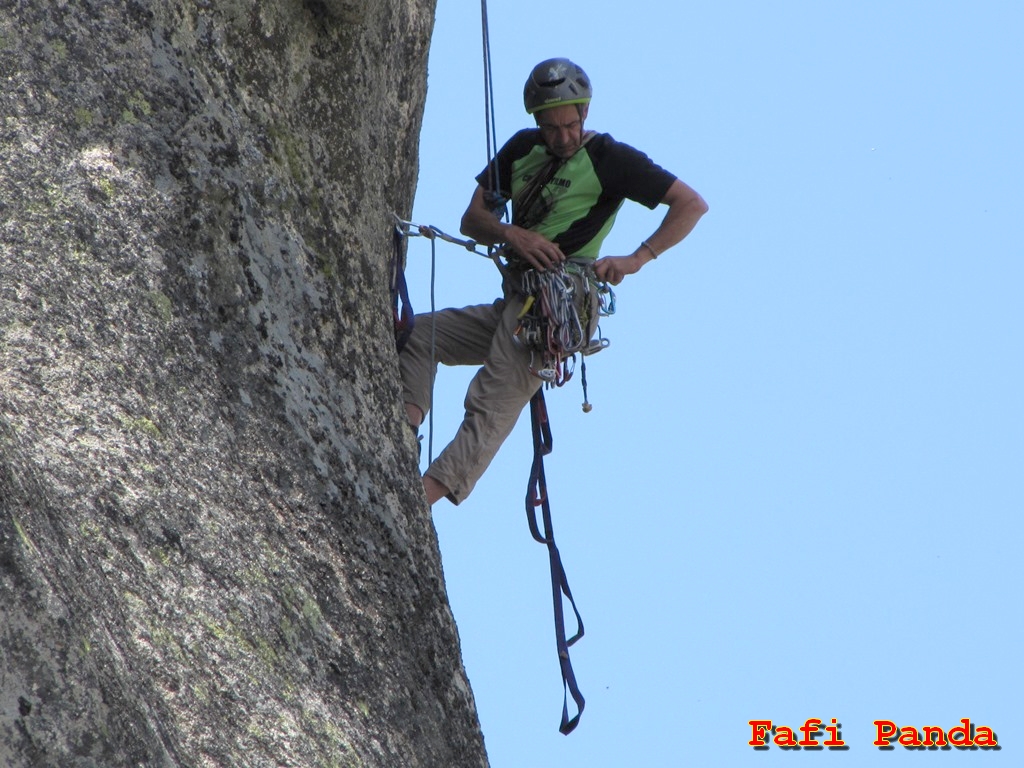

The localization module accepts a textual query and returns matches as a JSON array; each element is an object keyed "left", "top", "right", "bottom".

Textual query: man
[{"left": 400, "top": 58, "right": 707, "bottom": 505}]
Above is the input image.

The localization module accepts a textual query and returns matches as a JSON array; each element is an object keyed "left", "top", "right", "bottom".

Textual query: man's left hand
[{"left": 593, "top": 253, "right": 646, "bottom": 285}]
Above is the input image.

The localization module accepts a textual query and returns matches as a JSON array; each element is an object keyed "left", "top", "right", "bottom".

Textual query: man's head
[
  {"left": 524, "top": 58, "right": 592, "bottom": 158},
  {"left": 534, "top": 103, "right": 589, "bottom": 159}
]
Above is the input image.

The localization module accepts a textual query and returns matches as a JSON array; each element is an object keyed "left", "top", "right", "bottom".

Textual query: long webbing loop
[
  {"left": 390, "top": 223, "right": 415, "bottom": 352},
  {"left": 527, "top": 389, "right": 586, "bottom": 734}
]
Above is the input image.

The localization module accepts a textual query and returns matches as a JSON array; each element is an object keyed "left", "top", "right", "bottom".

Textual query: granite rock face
[{"left": 0, "top": 1, "right": 488, "bottom": 765}]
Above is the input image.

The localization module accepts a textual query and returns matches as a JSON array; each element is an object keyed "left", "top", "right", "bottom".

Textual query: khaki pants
[{"left": 400, "top": 273, "right": 598, "bottom": 505}]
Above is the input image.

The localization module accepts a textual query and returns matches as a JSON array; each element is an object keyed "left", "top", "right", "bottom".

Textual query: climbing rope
[{"left": 481, "top": 0, "right": 501, "bottom": 196}]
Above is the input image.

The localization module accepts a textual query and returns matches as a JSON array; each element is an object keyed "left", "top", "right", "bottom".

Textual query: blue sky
[{"left": 405, "top": 1, "right": 1022, "bottom": 765}]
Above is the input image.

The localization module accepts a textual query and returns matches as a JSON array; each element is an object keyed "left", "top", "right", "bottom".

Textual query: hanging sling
[
  {"left": 390, "top": 224, "right": 414, "bottom": 352},
  {"left": 527, "top": 389, "right": 586, "bottom": 734}
]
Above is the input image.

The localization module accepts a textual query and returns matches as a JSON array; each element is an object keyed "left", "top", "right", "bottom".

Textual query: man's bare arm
[
  {"left": 460, "top": 186, "right": 566, "bottom": 271},
  {"left": 593, "top": 179, "right": 708, "bottom": 285}
]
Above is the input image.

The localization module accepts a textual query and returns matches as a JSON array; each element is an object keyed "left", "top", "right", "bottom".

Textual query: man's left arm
[{"left": 593, "top": 179, "right": 708, "bottom": 285}]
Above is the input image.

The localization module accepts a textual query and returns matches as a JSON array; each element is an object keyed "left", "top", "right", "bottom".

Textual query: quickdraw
[
  {"left": 392, "top": 215, "right": 495, "bottom": 259},
  {"left": 513, "top": 261, "right": 615, "bottom": 411}
]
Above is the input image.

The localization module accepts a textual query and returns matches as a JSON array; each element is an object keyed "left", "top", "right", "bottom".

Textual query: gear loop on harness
[{"left": 510, "top": 259, "right": 612, "bottom": 403}]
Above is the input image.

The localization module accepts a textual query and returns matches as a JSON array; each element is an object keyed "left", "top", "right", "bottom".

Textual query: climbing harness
[{"left": 512, "top": 261, "right": 615, "bottom": 411}]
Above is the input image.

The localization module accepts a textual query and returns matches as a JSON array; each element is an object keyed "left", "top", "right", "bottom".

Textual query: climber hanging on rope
[{"left": 399, "top": 57, "right": 708, "bottom": 506}]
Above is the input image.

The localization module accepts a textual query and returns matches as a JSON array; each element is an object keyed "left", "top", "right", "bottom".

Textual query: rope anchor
[{"left": 392, "top": 215, "right": 496, "bottom": 259}]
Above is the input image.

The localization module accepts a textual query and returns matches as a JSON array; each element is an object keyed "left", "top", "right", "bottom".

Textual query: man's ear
[{"left": 578, "top": 103, "right": 590, "bottom": 121}]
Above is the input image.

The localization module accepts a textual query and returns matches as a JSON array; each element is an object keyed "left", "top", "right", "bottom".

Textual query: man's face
[{"left": 535, "top": 104, "right": 589, "bottom": 159}]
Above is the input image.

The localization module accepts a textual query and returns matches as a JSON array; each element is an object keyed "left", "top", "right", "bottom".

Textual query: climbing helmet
[{"left": 523, "top": 58, "right": 592, "bottom": 115}]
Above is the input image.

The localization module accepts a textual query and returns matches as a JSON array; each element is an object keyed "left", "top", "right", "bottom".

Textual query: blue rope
[{"left": 481, "top": 0, "right": 499, "bottom": 190}]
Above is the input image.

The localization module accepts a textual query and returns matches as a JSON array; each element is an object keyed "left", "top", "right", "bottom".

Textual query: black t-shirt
[{"left": 476, "top": 129, "right": 677, "bottom": 258}]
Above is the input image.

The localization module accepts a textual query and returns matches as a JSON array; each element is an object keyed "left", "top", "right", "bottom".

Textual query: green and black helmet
[{"left": 523, "top": 58, "right": 592, "bottom": 114}]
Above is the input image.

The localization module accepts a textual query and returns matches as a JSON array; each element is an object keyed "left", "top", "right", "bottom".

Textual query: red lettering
[
  {"left": 823, "top": 718, "right": 846, "bottom": 747},
  {"left": 774, "top": 725, "right": 798, "bottom": 747},
  {"left": 798, "top": 718, "right": 822, "bottom": 747},
  {"left": 898, "top": 727, "right": 922, "bottom": 747},
  {"left": 748, "top": 720, "right": 772, "bottom": 747},
  {"left": 874, "top": 718, "right": 998, "bottom": 749},
  {"left": 947, "top": 718, "right": 974, "bottom": 747},
  {"left": 974, "top": 726, "right": 998, "bottom": 747},
  {"left": 873, "top": 720, "right": 897, "bottom": 746}
]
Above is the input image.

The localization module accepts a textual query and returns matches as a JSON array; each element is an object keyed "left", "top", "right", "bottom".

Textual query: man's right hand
[
  {"left": 504, "top": 225, "right": 566, "bottom": 271},
  {"left": 461, "top": 185, "right": 565, "bottom": 270}
]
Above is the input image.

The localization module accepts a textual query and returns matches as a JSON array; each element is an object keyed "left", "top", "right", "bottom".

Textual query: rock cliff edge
[{"left": 1, "top": 1, "right": 488, "bottom": 765}]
